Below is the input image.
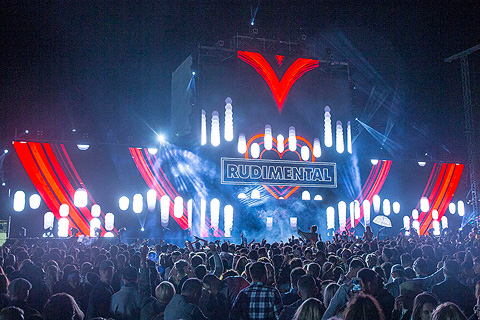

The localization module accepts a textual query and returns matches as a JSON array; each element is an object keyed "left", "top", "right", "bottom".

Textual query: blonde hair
[
  {"left": 155, "top": 281, "right": 176, "bottom": 304},
  {"left": 293, "top": 298, "right": 325, "bottom": 320},
  {"left": 323, "top": 282, "right": 340, "bottom": 308},
  {"left": 431, "top": 302, "right": 467, "bottom": 320}
]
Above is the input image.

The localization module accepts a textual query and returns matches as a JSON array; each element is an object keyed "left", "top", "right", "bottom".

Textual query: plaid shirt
[{"left": 229, "top": 282, "right": 283, "bottom": 320}]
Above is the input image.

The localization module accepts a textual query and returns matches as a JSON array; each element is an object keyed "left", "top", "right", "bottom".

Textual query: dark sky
[{"left": 1, "top": 1, "right": 479, "bottom": 160}]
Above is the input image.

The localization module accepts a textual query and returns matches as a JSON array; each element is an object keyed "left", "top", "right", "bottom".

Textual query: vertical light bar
[
  {"left": 355, "top": 200, "right": 362, "bottom": 219},
  {"left": 264, "top": 125, "right": 272, "bottom": 150},
  {"left": 313, "top": 138, "right": 321, "bottom": 158},
  {"left": 74, "top": 188, "right": 88, "bottom": 208},
  {"left": 266, "top": 217, "right": 273, "bottom": 230},
  {"left": 289, "top": 126, "right": 296, "bottom": 151},
  {"left": 449, "top": 202, "right": 456, "bottom": 214},
  {"left": 91, "top": 204, "right": 101, "bottom": 217},
  {"left": 441, "top": 216, "right": 448, "bottom": 229},
  {"left": 338, "top": 201, "right": 346, "bottom": 231},
  {"left": 224, "top": 98, "right": 233, "bottom": 142},
  {"left": 327, "top": 206, "right": 335, "bottom": 230},
  {"left": 224, "top": 205, "right": 233, "bottom": 237},
  {"left": 44, "top": 212, "right": 54, "bottom": 230},
  {"left": 90, "top": 218, "right": 101, "bottom": 237},
  {"left": 147, "top": 189, "right": 157, "bottom": 212},
  {"left": 210, "top": 198, "right": 220, "bottom": 229},
  {"left": 336, "top": 121, "right": 344, "bottom": 154},
  {"left": 412, "top": 209, "right": 419, "bottom": 220},
  {"left": 412, "top": 220, "right": 420, "bottom": 233},
  {"left": 420, "top": 197, "right": 429, "bottom": 212},
  {"left": 201, "top": 110, "right": 207, "bottom": 145},
  {"left": 324, "top": 106, "right": 333, "bottom": 147},
  {"left": 277, "top": 134, "right": 285, "bottom": 153},
  {"left": 432, "top": 209, "right": 439, "bottom": 220},
  {"left": 133, "top": 194, "right": 143, "bottom": 213},
  {"left": 174, "top": 196, "right": 183, "bottom": 218},
  {"left": 458, "top": 200, "right": 465, "bottom": 216},
  {"left": 187, "top": 199, "right": 193, "bottom": 230},
  {"left": 105, "top": 213, "right": 115, "bottom": 231},
  {"left": 119, "top": 196, "right": 129, "bottom": 211},
  {"left": 290, "top": 217, "right": 297, "bottom": 229},
  {"left": 160, "top": 196, "right": 170, "bottom": 227},
  {"left": 373, "top": 195, "right": 381, "bottom": 213},
  {"left": 432, "top": 220, "right": 440, "bottom": 235},
  {"left": 58, "top": 218, "right": 69, "bottom": 237},
  {"left": 347, "top": 121, "right": 352, "bottom": 154},
  {"left": 59, "top": 204, "right": 69, "bottom": 217},
  {"left": 238, "top": 133, "right": 247, "bottom": 154},
  {"left": 211, "top": 111, "right": 220, "bottom": 147},
  {"left": 383, "top": 199, "right": 391, "bottom": 216},
  {"left": 200, "top": 198, "right": 206, "bottom": 233},
  {"left": 29, "top": 194, "right": 41, "bottom": 209},
  {"left": 301, "top": 146, "right": 310, "bottom": 161},
  {"left": 364, "top": 201, "right": 371, "bottom": 226},
  {"left": 393, "top": 202, "right": 400, "bottom": 214},
  {"left": 403, "top": 216, "right": 410, "bottom": 230},
  {"left": 350, "top": 202, "right": 355, "bottom": 228},
  {"left": 251, "top": 143, "right": 260, "bottom": 158}
]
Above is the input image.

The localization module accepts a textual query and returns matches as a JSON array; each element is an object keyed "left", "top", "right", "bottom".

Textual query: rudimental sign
[{"left": 221, "top": 158, "right": 337, "bottom": 188}]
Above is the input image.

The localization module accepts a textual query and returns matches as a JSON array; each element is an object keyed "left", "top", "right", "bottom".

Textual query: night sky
[{"left": 1, "top": 1, "right": 479, "bottom": 159}]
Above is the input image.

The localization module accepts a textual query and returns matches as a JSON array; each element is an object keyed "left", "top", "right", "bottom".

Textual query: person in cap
[
  {"left": 385, "top": 264, "right": 406, "bottom": 298},
  {"left": 85, "top": 260, "right": 115, "bottom": 320},
  {"left": 164, "top": 278, "right": 208, "bottom": 320},
  {"left": 7, "top": 278, "right": 41, "bottom": 320},
  {"left": 110, "top": 265, "right": 143, "bottom": 320}
]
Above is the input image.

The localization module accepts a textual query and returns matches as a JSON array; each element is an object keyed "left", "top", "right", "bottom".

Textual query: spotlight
[
  {"left": 355, "top": 118, "right": 359, "bottom": 121},
  {"left": 191, "top": 71, "right": 196, "bottom": 76},
  {"left": 371, "top": 159, "right": 379, "bottom": 165},
  {"left": 250, "top": 21, "right": 254, "bottom": 26},
  {"left": 147, "top": 148, "right": 158, "bottom": 155},
  {"left": 1, "top": 182, "right": 5, "bottom": 187},
  {"left": 157, "top": 135, "right": 165, "bottom": 143},
  {"left": 418, "top": 161, "right": 426, "bottom": 167},
  {"left": 3, "top": 149, "right": 8, "bottom": 154},
  {"left": 141, "top": 227, "right": 145, "bottom": 232},
  {"left": 25, "top": 130, "right": 29, "bottom": 134},
  {"left": 72, "top": 129, "right": 76, "bottom": 132}
]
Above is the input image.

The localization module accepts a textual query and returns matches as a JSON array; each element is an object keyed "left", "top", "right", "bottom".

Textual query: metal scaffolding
[{"left": 445, "top": 44, "right": 480, "bottom": 224}]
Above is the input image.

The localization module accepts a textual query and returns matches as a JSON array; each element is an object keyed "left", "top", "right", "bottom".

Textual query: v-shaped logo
[{"left": 238, "top": 51, "right": 319, "bottom": 113}]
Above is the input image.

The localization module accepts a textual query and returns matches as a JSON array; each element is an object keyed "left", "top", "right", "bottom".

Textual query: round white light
[
  {"left": 392, "top": 202, "right": 400, "bottom": 214},
  {"left": 29, "top": 194, "right": 41, "bottom": 210},
  {"left": 133, "top": 194, "right": 143, "bottom": 213},
  {"left": 91, "top": 204, "right": 101, "bottom": 217},
  {"left": 119, "top": 196, "right": 129, "bottom": 211},
  {"left": 251, "top": 143, "right": 260, "bottom": 159},
  {"left": 59, "top": 204, "right": 69, "bottom": 217},
  {"left": 74, "top": 188, "right": 88, "bottom": 207},
  {"left": 13, "top": 191, "right": 26, "bottom": 212}
]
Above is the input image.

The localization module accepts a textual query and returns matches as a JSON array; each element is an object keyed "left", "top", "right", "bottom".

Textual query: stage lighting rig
[
  {"left": 70, "top": 227, "right": 79, "bottom": 237},
  {"left": 44, "top": 227, "right": 53, "bottom": 237}
]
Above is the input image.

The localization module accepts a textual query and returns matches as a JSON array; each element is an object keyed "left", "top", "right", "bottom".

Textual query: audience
[{"left": 0, "top": 225, "right": 478, "bottom": 320}]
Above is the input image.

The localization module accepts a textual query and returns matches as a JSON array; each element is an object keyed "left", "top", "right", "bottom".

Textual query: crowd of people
[{"left": 0, "top": 224, "right": 479, "bottom": 320}]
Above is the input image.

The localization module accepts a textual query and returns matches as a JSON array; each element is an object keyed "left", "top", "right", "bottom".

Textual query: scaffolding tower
[{"left": 445, "top": 44, "right": 480, "bottom": 225}]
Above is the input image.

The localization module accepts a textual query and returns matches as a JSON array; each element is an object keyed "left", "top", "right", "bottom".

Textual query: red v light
[{"left": 238, "top": 51, "right": 319, "bottom": 113}]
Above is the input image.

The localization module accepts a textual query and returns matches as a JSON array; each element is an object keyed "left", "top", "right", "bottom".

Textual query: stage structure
[{"left": 3, "top": 34, "right": 469, "bottom": 240}]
